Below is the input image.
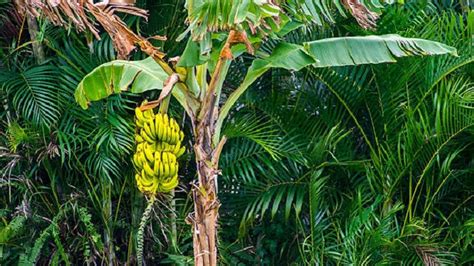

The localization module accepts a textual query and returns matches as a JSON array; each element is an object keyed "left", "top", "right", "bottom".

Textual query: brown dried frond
[
  {"left": 87, "top": 3, "right": 142, "bottom": 58},
  {"left": 342, "top": 0, "right": 379, "bottom": 29},
  {"left": 416, "top": 246, "right": 441, "bottom": 266},
  {"left": 16, "top": 0, "right": 100, "bottom": 38},
  {"left": 17, "top": 0, "right": 162, "bottom": 59}
]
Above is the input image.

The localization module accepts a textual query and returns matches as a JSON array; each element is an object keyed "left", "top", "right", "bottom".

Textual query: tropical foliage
[{"left": 0, "top": 0, "right": 472, "bottom": 265}]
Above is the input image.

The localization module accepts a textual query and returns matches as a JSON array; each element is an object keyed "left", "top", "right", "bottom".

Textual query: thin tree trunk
[
  {"left": 103, "top": 184, "right": 116, "bottom": 265},
  {"left": 190, "top": 31, "right": 236, "bottom": 265},
  {"left": 191, "top": 103, "right": 227, "bottom": 265},
  {"left": 26, "top": 13, "right": 45, "bottom": 63},
  {"left": 192, "top": 130, "right": 220, "bottom": 266}
]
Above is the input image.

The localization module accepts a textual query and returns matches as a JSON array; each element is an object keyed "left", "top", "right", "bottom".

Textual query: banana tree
[{"left": 34, "top": 1, "right": 456, "bottom": 265}]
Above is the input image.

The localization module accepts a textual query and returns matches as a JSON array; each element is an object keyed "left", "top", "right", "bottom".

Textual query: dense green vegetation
[{"left": 1, "top": 1, "right": 473, "bottom": 265}]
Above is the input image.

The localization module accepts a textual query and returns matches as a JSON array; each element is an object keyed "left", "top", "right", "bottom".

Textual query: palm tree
[{"left": 18, "top": 1, "right": 458, "bottom": 265}]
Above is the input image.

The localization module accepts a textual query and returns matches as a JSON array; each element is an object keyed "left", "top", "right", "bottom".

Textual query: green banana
[
  {"left": 162, "top": 152, "right": 169, "bottom": 165},
  {"left": 148, "top": 119, "right": 156, "bottom": 137},
  {"left": 154, "top": 150, "right": 161, "bottom": 161},
  {"left": 153, "top": 159, "right": 161, "bottom": 175},
  {"left": 157, "top": 117, "right": 165, "bottom": 141},
  {"left": 140, "top": 130, "right": 154, "bottom": 143},
  {"left": 173, "top": 142, "right": 181, "bottom": 155},
  {"left": 135, "top": 107, "right": 146, "bottom": 122},
  {"left": 169, "top": 162, "right": 177, "bottom": 177},
  {"left": 135, "top": 134, "right": 144, "bottom": 143},
  {"left": 169, "top": 153, "right": 176, "bottom": 164},
  {"left": 144, "top": 145, "right": 155, "bottom": 163},
  {"left": 176, "top": 146, "right": 185, "bottom": 158},
  {"left": 163, "top": 113, "right": 169, "bottom": 126},
  {"left": 143, "top": 122, "right": 154, "bottom": 139},
  {"left": 138, "top": 152, "right": 147, "bottom": 167},
  {"left": 133, "top": 154, "right": 141, "bottom": 168},
  {"left": 143, "top": 109, "right": 154, "bottom": 120},
  {"left": 168, "top": 127, "right": 174, "bottom": 144},
  {"left": 160, "top": 175, "right": 179, "bottom": 192},
  {"left": 163, "top": 163, "right": 170, "bottom": 178},
  {"left": 133, "top": 103, "right": 185, "bottom": 196},
  {"left": 143, "top": 161, "right": 155, "bottom": 177},
  {"left": 139, "top": 170, "right": 154, "bottom": 185},
  {"left": 155, "top": 114, "right": 162, "bottom": 137},
  {"left": 159, "top": 163, "right": 164, "bottom": 179}
]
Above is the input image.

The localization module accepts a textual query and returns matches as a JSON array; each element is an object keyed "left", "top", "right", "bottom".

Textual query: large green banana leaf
[
  {"left": 75, "top": 57, "right": 169, "bottom": 109},
  {"left": 215, "top": 34, "right": 457, "bottom": 140},
  {"left": 75, "top": 35, "right": 456, "bottom": 112},
  {"left": 305, "top": 34, "right": 457, "bottom": 67}
]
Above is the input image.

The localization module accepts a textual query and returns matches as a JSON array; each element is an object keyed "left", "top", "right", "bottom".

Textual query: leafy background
[{"left": 0, "top": 0, "right": 473, "bottom": 265}]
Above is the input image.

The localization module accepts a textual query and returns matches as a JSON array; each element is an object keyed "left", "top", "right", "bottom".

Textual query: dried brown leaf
[
  {"left": 21, "top": 0, "right": 160, "bottom": 58},
  {"left": 342, "top": 0, "right": 379, "bottom": 29}
]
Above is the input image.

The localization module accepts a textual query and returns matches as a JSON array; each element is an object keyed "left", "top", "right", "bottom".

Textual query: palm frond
[{"left": 1, "top": 65, "right": 66, "bottom": 127}]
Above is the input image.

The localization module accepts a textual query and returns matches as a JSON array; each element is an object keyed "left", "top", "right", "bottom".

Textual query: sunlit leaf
[{"left": 75, "top": 57, "right": 168, "bottom": 109}]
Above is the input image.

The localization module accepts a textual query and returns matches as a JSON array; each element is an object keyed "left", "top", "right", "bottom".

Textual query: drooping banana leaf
[
  {"left": 75, "top": 57, "right": 168, "bottom": 109},
  {"left": 216, "top": 34, "right": 457, "bottom": 141}
]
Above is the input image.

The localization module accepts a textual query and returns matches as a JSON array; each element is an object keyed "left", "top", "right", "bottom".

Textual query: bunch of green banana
[{"left": 132, "top": 107, "right": 185, "bottom": 196}]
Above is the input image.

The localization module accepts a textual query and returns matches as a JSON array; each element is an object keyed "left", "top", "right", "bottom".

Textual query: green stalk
[
  {"left": 137, "top": 197, "right": 156, "bottom": 265},
  {"left": 159, "top": 94, "right": 171, "bottom": 114},
  {"left": 102, "top": 182, "right": 115, "bottom": 265},
  {"left": 170, "top": 190, "right": 178, "bottom": 253}
]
